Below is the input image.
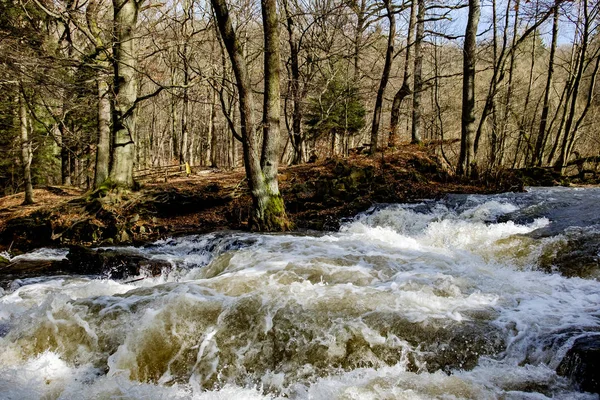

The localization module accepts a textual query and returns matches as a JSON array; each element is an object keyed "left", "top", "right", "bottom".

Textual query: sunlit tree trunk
[
  {"left": 211, "top": 0, "right": 289, "bottom": 231},
  {"left": 19, "top": 89, "right": 34, "bottom": 205},
  {"left": 258, "top": 0, "right": 288, "bottom": 229},
  {"left": 533, "top": 1, "right": 559, "bottom": 167},
  {"left": 388, "top": 0, "right": 416, "bottom": 148},
  {"left": 94, "top": 76, "right": 111, "bottom": 188},
  {"left": 170, "top": 66, "right": 179, "bottom": 162},
  {"left": 513, "top": 21, "right": 538, "bottom": 169},
  {"left": 369, "top": 0, "right": 395, "bottom": 153},
  {"left": 86, "top": 0, "right": 112, "bottom": 189},
  {"left": 180, "top": 0, "right": 192, "bottom": 165},
  {"left": 283, "top": 0, "right": 305, "bottom": 165},
  {"left": 556, "top": 0, "right": 590, "bottom": 174},
  {"left": 207, "top": 88, "right": 218, "bottom": 167},
  {"left": 411, "top": 0, "right": 425, "bottom": 145},
  {"left": 457, "top": 0, "right": 480, "bottom": 177},
  {"left": 109, "top": 0, "right": 139, "bottom": 189}
]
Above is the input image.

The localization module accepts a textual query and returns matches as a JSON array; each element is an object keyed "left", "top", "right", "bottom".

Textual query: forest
[{"left": 1, "top": 0, "right": 599, "bottom": 230}]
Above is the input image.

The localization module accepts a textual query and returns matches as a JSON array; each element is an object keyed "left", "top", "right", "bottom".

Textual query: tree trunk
[
  {"left": 170, "top": 68, "right": 179, "bottom": 162},
  {"left": 110, "top": 0, "right": 139, "bottom": 189},
  {"left": 94, "top": 74, "right": 111, "bottom": 188},
  {"left": 499, "top": 0, "right": 520, "bottom": 167},
  {"left": 180, "top": 2, "right": 190, "bottom": 165},
  {"left": 229, "top": 129, "right": 237, "bottom": 168},
  {"left": 369, "top": 0, "right": 395, "bottom": 154},
  {"left": 258, "top": 0, "right": 288, "bottom": 230},
  {"left": 567, "top": 54, "right": 600, "bottom": 160},
  {"left": 533, "top": 1, "right": 559, "bottom": 167},
  {"left": 473, "top": 0, "right": 555, "bottom": 163},
  {"left": 488, "top": 0, "right": 500, "bottom": 169},
  {"left": 207, "top": 88, "right": 218, "bottom": 167},
  {"left": 411, "top": 0, "right": 425, "bottom": 145},
  {"left": 61, "top": 144, "right": 71, "bottom": 186},
  {"left": 19, "top": 89, "right": 34, "bottom": 205},
  {"left": 211, "top": 0, "right": 289, "bottom": 231},
  {"left": 457, "top": 0, "right": 480, "bottom": 177},
  {"left": 556, "top": 0, "right": 589, "bottom": 174},
  {"left": 87, "top": 0, "right": 111, "bottom": 188},
  {"left": 353, "top": 0, "right": 367, "bottom": 82},
  {"left": 513, "top": 20, "right": 538, "bottom": 169},
  {"left": 180, "top": 77, "right": 189, "bottom": 164},
  {"left": 283, "top": 0, "right": 305, "bottom": 165},
  {"left": 388, "top": 0, "right": 416, "bottom": 148}
]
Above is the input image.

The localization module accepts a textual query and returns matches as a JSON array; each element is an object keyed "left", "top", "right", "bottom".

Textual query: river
[{"left": 1, "top": 187, "right": 599, "bottom": 399}]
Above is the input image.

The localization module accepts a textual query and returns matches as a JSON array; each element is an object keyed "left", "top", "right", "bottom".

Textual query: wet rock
[
  {"left": 65, "top": 246, "right": 171, "bottom": 279},
  {"left": 538, "top": 231, "right": 600, "bottom": 279},
  {"left": 0, "top": 258, "right": 69, "bottom": 289},
  {"left": 424, "top": 323, "right": 505, "bottom": 373},
  {"left": 557, "top": 335, "right": 600, "bottom": 394},
  {"left": 362, "top": 312, "right": 504, "bottom": 373}
]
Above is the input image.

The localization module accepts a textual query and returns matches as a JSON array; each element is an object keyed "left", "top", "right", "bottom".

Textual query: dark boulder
[
  {"left": 539, "top": 232, "right": 600, "bottom": 280},
  {"left": 557, "top": 335, "right": 600, "bottom": 394},
  {"left": 0, "top": 258, "right": 66, "bottom": 290},
  {"left": 65, "top": 246, "right": 171, "bottom": 279}
]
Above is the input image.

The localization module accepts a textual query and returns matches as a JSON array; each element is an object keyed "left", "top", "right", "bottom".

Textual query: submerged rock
[
  {"left": 0, "top": 247, "right": 171, "bottom": 288},
  {"left": 65, "top": 246, "right": 171, "bottom": 279},
  {"left": 539, "top": 231, "right": 600, "bottom": 279},
  {"left": 0, "top": 258, "right": 66, "bottom": 289},
  {"left": 557, "top": 335, "right": 600, "bottom": 394},
  {"left": 361, "top": 311, "right": 504, "bottom": 373}
]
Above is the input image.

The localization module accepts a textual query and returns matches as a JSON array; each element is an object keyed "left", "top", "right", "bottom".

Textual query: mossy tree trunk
[
  {"left": 257, "top": 0, "right": 289, "bottom": 230},
  {"left": 211, "top": 0, "right": 289, "bottom": 231}
]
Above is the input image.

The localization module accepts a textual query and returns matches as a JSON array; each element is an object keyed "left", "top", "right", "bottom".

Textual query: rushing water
[{"left": 1, "top": 187, "right": 600, "bottom": 399}]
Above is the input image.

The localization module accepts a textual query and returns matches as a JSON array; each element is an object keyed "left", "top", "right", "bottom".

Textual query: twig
[
  {"left": 124, "top": 276, "right": 146, "bottom": 284},
  {"left": 227, "top": 177, "right": 248, "bottom": 199}
]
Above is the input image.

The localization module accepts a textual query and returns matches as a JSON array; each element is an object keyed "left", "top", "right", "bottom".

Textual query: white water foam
[{"left": 1, "top": 191, "right": 599, "bottom": 399}]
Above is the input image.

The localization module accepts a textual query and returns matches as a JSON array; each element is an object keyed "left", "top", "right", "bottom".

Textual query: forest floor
[{"left": 0, "top": 144, "right": 548, "bottom": 253}]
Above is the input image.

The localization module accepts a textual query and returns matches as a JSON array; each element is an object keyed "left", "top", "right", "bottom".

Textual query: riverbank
[{"left": 0, "top": 144, "right": 538, "bottom": 253}]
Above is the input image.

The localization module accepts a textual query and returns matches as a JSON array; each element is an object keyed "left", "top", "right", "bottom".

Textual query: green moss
[
  {"left": 252, "top": 193, "right": 293, "bottom": 232},
  {"left": 86, "top": 179, "right": 117, "bottom": 201}
]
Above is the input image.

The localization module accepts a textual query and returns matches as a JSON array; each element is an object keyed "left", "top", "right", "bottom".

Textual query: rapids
[{"left": 1, "top": 187, "right": 599, "bottom": 399}]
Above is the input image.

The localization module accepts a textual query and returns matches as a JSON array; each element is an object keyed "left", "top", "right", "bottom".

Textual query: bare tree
[
  {"left": 19, "top": 87, "right": 34, "bottom": 204},
  {"left": 369, "top": 0, "right": 398, "bottom": 153},
  {"left": 211, "top": 0, "right": 289, "bottom": 230},
  {"left": 411, "top": 0, "right": 425, "bottom": 145},
  {"left": 109, "top": 0, "right": 141, "bottom": 188},
  {"left": 457, "top": 0, "right": 480, "bottom": 177},
  {"left": 388, "top": 0, "right": 417, "bottom": 148}
]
